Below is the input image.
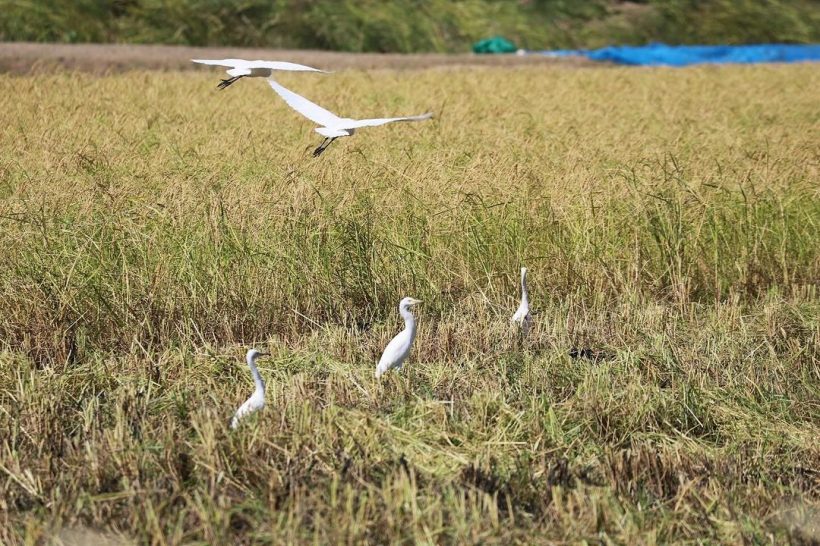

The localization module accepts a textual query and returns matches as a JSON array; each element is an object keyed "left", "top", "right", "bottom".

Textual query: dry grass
[{"left": 0, "top": 64, "right": 819, "bottom": 544}]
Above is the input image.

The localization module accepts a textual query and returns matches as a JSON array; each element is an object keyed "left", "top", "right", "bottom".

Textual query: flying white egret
[
  {"left": 192, "top": 59, "right": 328, "bottom": 89},
  {"left": 230, "top": 348, "right": 270, "bottom": 429},
  {"left": 375, "top": 297, "right": 423, "bottom": 378},
  {"left": 267, "top": 79, "right": 433, "bottom": 157},
  {"left": 511, "top": 267, "right": 532, "bottom": 335}
]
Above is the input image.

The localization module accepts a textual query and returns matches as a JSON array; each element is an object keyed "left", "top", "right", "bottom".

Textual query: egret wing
[
  {"left": 247, "top": 60, "right": 329, "bottom": 73},
  {"left": 230, "top": 395, "right": 263, "bottom": 429},
  {"left": 376, "top": 329, "right": 412, "bottom": 377},
  {"left": 230, "top": 397, "right": 253, "bottom": 429},
  {"left": 345, "top": 112, "right": 433, "bottom": 129},
  {"left": 192, "top": 58, "right": 248, "bottom": 68},
  {"left": 267, "top": 79, "right": 343, "bottom": 127},
  {"left": 511, "top": 302, "right": 529, "bottom": 323}
]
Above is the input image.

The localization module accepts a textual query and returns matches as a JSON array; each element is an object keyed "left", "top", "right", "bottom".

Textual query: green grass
[
  {"left": 1, "top": 65, "right": 819, "bottom": 544},
  {"left": 1, "top": 0, "right": 819, "bottom": 52}
]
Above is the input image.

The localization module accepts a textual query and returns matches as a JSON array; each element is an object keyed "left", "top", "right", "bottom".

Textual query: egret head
[
  {"left": 521, "top": 267, "right": 527, "bottom": 277},
  {"left": 246, "top": 348, "right": 270, "bottom": 362},
  {"left": 399, "top": 297, "right": 423, "bottom": 310}
]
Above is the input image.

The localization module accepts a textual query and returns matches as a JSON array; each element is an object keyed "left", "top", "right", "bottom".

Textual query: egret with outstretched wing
[
  {"left": 267, "top": 79, "right": 433, "bottom": 157},
  {"left": 192, "top": 59, "right": 328, "bottom": 89}
]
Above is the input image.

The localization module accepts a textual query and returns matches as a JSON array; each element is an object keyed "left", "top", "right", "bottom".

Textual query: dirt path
[{"left": 0, "top": 42, "right": 590, "bottom": 74}]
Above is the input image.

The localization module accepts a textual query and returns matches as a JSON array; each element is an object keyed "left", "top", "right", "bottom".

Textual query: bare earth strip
[{"left": 0, "top": 42, "right": 591, "bottom": 73}]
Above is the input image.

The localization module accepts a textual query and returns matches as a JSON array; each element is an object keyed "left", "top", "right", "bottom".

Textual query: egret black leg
[
  {"left": 313, "top": 138, "right": 328, "bottom": 157},
  {"left": 312, "top": 137, "right": 337, "bottom": 157},
  {"left": 217, "top": 75, "right": 245, "bottom": 89}
]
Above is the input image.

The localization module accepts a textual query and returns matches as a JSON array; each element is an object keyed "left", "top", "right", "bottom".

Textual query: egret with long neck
[
  {"left": 230, "top": 348, "right": 269, "bottom": 429},
  {"left": 376, "top": 297, "right": 423, "bottom": 378},
  {"left": 511, "top": 267, "right": 532, "bottom": 335}
]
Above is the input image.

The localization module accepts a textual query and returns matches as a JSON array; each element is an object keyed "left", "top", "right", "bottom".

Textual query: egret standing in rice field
[
  {"left": 511, "top": 267, "right": 532, "bottom": 336},
  {"left": 375, "top": 297, "right": 423, "bottom": 378},
  {"left": 230, "top": 348, "right": 270, "bottom": 429}
]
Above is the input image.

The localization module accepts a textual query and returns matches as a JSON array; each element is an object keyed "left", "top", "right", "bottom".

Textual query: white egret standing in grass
[
  {"left": 267, "top": 79, "right": 433, "bottom": 157},
  {"left": 511, "top": 267, "right": 532, "bottom": 335},
  {"left": 230, "top": 348, "right": 270, "bottom": 429},
  {"left": 375, "top": 297, "right": 423, "bottom": 378},
  {"left": 192, "top": 59, "right": 328, "bottom": 89}
]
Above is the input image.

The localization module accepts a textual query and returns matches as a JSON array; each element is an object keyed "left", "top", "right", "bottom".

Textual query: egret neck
[
  {"left": 399, "top": 300, "right": 418, "bottom": 341},
  {"left": 247, "top": 351, "right": 265, "bottom": 394}
]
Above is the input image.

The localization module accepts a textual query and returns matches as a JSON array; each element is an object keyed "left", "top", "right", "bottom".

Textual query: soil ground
[{"left": 0, "top": 42, "right": 591, "bottom": 73}]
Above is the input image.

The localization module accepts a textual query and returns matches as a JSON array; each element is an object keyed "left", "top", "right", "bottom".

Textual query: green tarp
[{"left": 472, "top": 36, "right": 517, "bottom": 54}]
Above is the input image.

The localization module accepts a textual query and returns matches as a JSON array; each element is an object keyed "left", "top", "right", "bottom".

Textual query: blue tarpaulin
[{"left": 535, "top": 43, "right": 820, "bottom": 66}]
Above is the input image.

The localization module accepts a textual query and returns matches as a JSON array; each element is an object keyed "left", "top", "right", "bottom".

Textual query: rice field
[{"left": 0, "top": 63, "right": 818, "bottom": 544}]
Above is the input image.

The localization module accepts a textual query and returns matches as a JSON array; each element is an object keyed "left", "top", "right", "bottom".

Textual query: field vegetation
[
  {"left": 0, "top": 64, "right": 819, "bottom": 543},
  {"left": 1, "top": 0, "right": 819, "bottom": 52}
]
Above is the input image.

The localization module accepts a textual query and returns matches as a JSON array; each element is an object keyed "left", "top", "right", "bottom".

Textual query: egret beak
[
  {"left": 258, "top": 351, "right": 271, "bottom": 356},
  {"left": 408, "top": 299, "right": 423, "bottom": 306}
]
